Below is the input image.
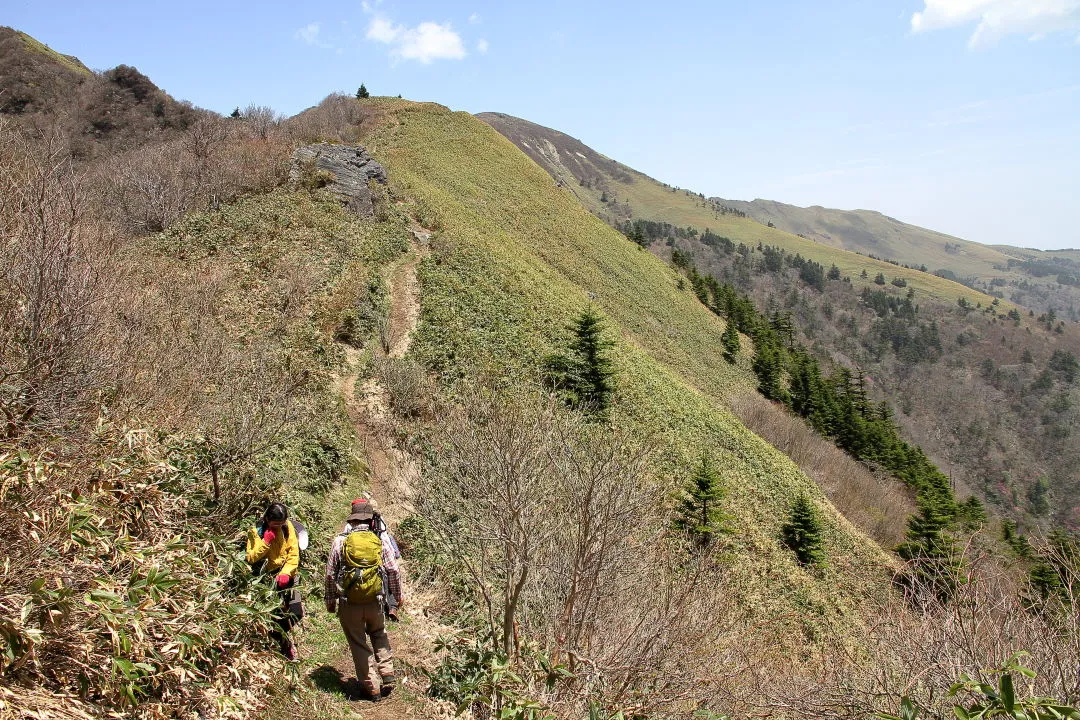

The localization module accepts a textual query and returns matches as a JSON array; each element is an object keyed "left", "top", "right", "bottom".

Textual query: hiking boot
[
  {"left": 380, "top": 674, "right": 396, "bottom": 697},
  {"left": 284, "top": 644, "right": 298, "bottom": 663},
  {"left": 358, "top": 684, "right": 381, "bottom": 703}
]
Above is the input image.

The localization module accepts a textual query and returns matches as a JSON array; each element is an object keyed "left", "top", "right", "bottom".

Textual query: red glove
[
  {"left": 262, "top": 529, "right": 276, "bottom": 544},
  {"left": 276, "top": 574, "right": 290, "bottom": 589}
]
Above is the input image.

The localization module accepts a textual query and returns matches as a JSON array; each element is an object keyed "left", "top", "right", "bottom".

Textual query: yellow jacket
[{"left": 246, "top": 520, "right": 300, "bottom": 578}]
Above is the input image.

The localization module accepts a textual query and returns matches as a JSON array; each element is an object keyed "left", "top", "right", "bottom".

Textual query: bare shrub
[
  {"left": 730, "top": 392, "right": 913, "bottom": 547},
  {"left": 420, "top": 388, "right": 765, "bottom": 717},
  {"left": 242, "top": 104, "right": 282, "bottom": 142},
  {"left": 95, "top": 116, "right": 289, "bottom": 234},
  {"left": 284, "top": 93, "right": 376, "bottom": 144},
  {"left": 107, "top": 266, "right": 311, "bottom": 507},
  {"left": 726, "top": 538, "right": 1080, "bottom": 719},
  {"left": 373, "top": 356, "right": 435, "bottom": 420},
  {"left": 0, "top": 121, "right": 125, "bottom": 438}
]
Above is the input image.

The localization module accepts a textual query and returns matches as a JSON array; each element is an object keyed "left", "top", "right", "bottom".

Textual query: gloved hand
[
  {"left": 262, "top": 529, "right": 276, "bottom": 544},
  {"left": 276, "top": 574, "right": 290, "bottom": 589}
]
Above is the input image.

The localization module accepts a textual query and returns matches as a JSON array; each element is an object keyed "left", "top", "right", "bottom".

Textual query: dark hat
[{"left": 347, "top": 499, "right": 375, "bottom": 522}]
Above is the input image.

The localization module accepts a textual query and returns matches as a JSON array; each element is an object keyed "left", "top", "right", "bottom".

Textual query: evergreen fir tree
[
  {"left": 230, "top": 107, "right": 241, "bottom": 119},
  {"left": 570, "top": 307, "right": 615, "bottom": 413},
  {"left": 781, "top": 495, "right": 826, "bottom": 567},
  {"left": 1001, "top": 520, "right": 1032, "bottom": 559},
  {"left": 1027, "top": 477, "right": 1051, "bottom": 516},
  {"left": 356, "top": 83, "right": 370, "bottom": 99},
  {"left": 955, "top": 496, "right": 987, "bottom": 531},
  {"left": 674, "top": 454, "right": 729, "bottom": 550},
  {"left": 721, "top": 321, "right": 740, "bottom": 363},
  {"left": 752, "top": 327, "right": 788, "bottom": 403},
  {"left": 895, "top": 495, "right": 962, "bottom": 603},
  {"left": 545, "top": 306, "right": 616, "bottom": 416}
]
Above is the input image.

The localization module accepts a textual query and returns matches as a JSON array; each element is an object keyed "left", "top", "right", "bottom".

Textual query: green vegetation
[
  {"left": 879, "top": 654, "right": 1080, "bottom": 720},
  {"left": 674, "top": 454, "right": 730, "bottom": 549},
  {"left": 2, "top": 112, "right": 412, "bottom": 715},
  {"left": 544, "top": 306, "right": 617, "bottom": 415},
  {"left": 782, "top": 495, "right": 826, "bottom": 568},
  {"left": 721, "top": 318, "right": 740, "bottom": 363}
]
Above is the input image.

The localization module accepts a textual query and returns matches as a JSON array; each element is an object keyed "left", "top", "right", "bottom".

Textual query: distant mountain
[
  {"left": 719, "top": 198, "right": 1080, "bottom": 316},
  {"left": 478, "top": 111, "right": 1080, "bottom": 318}
]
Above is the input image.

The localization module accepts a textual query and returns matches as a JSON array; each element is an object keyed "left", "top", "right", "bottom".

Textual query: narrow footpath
[{"left": 300, "top": 225, "right": 454, "bottom": 720}]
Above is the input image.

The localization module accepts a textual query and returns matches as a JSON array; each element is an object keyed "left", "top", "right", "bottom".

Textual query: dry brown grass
[{"left": 729, "top": 391, "right": 913, "bottom": 548}]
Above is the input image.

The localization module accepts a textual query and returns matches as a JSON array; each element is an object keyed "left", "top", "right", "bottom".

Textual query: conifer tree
[
  {"left": 721, "top": 321, "right": 740, "bottom": 363},
  {"left": 674, "top": 454, "right": 729, "bottom": 550},
  {"left": 752, "top": 326, "right": 788, "bottom": 403},
  {"left": 956, "top": 495, "right": 987, "bottom": 531},
  {"left": 356, "top": 84, "right": 370, "bottom": 99},
  {"left": 781, "top": 495, "right": 826, "bottom": 567},
  {"left": 230, "top": 107, "right": 241, "bottom": 119},
  {"left": 895, "top": 495, "right": 962, "bottom": 602},
  {"left": 545, "top": 306, "right": 616, "bottom": 415}
]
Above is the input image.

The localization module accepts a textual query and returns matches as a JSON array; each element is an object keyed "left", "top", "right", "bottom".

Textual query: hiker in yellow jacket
[{"left": 246, "top": 502, "right": 303, "bottom": 660}]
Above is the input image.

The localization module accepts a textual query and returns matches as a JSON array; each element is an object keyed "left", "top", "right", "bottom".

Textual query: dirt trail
[{"left": 321, "top": 227, "right": 451, "bottom": 719}]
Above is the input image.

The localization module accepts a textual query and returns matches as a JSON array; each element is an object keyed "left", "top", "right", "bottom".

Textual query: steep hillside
[
  {"left": 362, "top": 101, "right": 1080, "bottom": 717},
  {"left": 480, "top": 110, "right": 1080, "bottom": 530},
  {"left": 477, "top": 112, "right": 1050, "bottom": 315},
  {"left": 6, "top": 50, "right": 1079, "bottom": 714},
  {"left": 368, "top": 99, "right": 896, "bottom": 616}
]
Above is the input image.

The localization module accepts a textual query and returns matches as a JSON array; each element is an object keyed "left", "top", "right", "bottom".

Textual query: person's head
[
  {"left": 346, "top": 498, "right": 375, "bottom": 528},
  {"left": 263, "top": 503, "right": 289, "bottom": 533}
]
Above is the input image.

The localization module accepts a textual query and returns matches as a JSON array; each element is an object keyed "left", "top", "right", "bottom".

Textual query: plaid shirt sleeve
[
  {"left": 381, "top": 533, "right": 402, "bottom": 601},
  {"left": 324, "top": 534, "right": 343, "bottom": 606}
]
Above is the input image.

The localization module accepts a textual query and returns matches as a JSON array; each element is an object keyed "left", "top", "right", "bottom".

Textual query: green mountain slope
[
  {"left": 477, "top": 111, "right": 1080, "bottom": 531},
  {"left": 477, "top": 112, "right": 1025, "bottom": 313},
  {"left": 366, "top": 100, "right": 895, "bottom": 630}
]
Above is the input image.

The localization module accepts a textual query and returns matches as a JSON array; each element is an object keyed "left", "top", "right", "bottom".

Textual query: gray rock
[{"left": 290, "top": 143, "right": 387, "bottom": 217}]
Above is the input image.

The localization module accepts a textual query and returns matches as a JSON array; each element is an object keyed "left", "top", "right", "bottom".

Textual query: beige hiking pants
[{"left": 337, "top": 599, "right": 393, "bottom": 691}]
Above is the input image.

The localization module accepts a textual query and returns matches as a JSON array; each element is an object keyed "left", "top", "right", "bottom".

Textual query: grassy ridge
[{"left": 365, "top": 100, "right": 896, "bottom": 634}]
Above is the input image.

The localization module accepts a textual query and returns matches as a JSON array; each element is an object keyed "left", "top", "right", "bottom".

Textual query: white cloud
[
  {"left": 365, "top": 16, "right": 467, "bottom": 63},
  {"left": 469, "top": 13, "right": 482, "bottom": 24},
  {"left": 476, "top": 38, "right": 489, "bottom": 53},
  {"left": 911, "top": 0, "right": 1080, "bottom": 48},
  {"left": 366, "top": 17, "right": 400, "bottom": 43},
  {"left": 297, "top": 22, "right": 321, "bottom": 45},
  {"left": 296, "top": 22, "right": 335, "bottom": 49}
]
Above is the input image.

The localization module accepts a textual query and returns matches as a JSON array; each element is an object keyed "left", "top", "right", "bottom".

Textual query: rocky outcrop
[{"left": 290, "top": 143, "right": 387, "bottom": 218}]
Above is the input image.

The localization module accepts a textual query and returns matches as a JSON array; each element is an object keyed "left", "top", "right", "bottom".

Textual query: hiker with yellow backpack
[{"left": 324, "top": 498, "right": 402, "bottom": 700}]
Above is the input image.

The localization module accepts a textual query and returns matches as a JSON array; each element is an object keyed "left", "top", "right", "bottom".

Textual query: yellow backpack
[{"left": 338, "top": 530, "right": 383, "bottom": 604}]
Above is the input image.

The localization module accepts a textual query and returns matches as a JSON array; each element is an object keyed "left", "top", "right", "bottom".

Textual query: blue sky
[{"left": 5, "top": 0, "right": 1078, "bottom": 249}]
